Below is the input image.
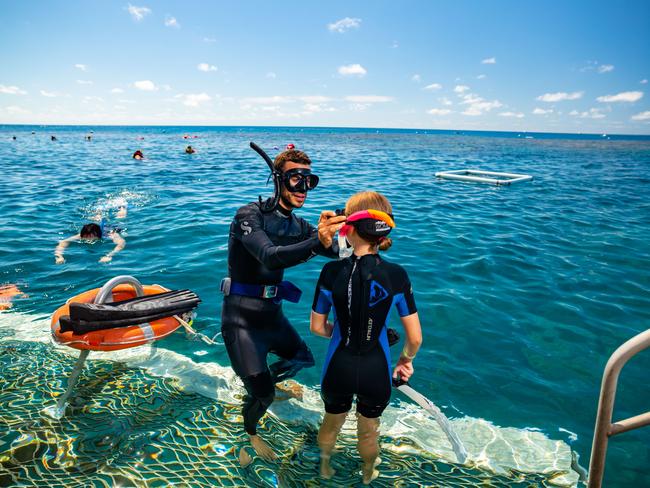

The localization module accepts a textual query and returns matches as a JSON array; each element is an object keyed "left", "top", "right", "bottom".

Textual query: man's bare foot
[
  {"left": 275, "top": 380, "right": 303, "bottom": 401},
  {"left": 249, "top": 434, "right": 277, "bottom": 461}
]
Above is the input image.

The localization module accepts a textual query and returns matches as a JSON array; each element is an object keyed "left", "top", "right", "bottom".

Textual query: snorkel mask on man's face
[
  {"left": 282, "top": 168, "right": 319, "bottom": 193},
  {"left": 337, "top": 209, "right": 395, "bottom": 258}
]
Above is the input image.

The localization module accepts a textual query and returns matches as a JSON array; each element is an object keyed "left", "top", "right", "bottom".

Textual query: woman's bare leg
[
  {"left": 357, "top": 414, "right": 380, "bottom": 484},
  {"left": 317, "top": 412, "right": 347, "bottom": 479}
]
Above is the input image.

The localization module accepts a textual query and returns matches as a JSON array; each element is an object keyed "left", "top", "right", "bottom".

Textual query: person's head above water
[
  {"left": 185, "top": 145, "right": 195, "bottom": 153},
  {"left": 273, "top": 149, "right": 319, "bottom": 211},
  {"left": 80, "top": 223, "right": 102, "bottom": 240},
  {"left": 341, "top": 191, "right": 395, "bottom": 252},
  {"left": 132, "top": 150, "right": 144, "bottom": 160}
]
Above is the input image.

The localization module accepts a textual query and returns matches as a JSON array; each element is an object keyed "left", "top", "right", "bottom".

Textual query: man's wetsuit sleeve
[
  {"left": 234, "top": 205, "right": 322, "bottom": 270},
  {"left": 394, "top": 268, "right": 417, "bottom": 317},
  {"left": 312, "top": 264, "right": 333, "bottom": 314},
  {"left": 306, "top": 221, "right": 339, "bottom": 259}
]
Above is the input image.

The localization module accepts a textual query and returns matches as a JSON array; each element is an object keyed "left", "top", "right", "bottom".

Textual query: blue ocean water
[{"left": 0, "top": 125, "right": 649, "bottom": 487}]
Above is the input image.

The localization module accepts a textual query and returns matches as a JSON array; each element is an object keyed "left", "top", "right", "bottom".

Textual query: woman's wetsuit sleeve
[
  {"left": 312, "top": 265, "right": 333, "bottom": 314},
  {"left": 234, "top": 206, "right": 322, "bottom": 270},
  {"left": 394, "top": 269, "right": 417, "bottom": 317}
]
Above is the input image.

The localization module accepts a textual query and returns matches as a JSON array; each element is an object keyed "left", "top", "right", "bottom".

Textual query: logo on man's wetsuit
[
  {"left": 240, "top": 221, "right": 252, "bottom": 236},
  {"left": 368, "top": 280, "right": 389, "bottom": 307}
]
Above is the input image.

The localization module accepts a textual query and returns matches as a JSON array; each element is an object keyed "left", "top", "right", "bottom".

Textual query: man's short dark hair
[
  {"left": 273, "top": 149, "right": 312, "bottom": 171},
  {"left": 80, "top": 223, "right": 102, "bottom": 239}
]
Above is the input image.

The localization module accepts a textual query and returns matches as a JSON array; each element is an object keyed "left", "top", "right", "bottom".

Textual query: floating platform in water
[{"left": 435, "top": 169, "right": 533, "bottom": 186}]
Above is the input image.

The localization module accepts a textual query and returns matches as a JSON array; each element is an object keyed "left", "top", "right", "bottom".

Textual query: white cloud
[
  {"left": 597, "top": 64, "right": 614, "bottom": 73},
  {"left": 338, "top": 64, "right": 367, "bottom": 77},
  {"left": 127, "top": 4, "right": 151, "bottom": 21},
  {"left": 74, "top": 63, "right": 87, "bottom": 71},
  {"left": 439, "top": 97, "right": 452, "bottom": 106},
  {"left": 461, "top": 99, "right": 502, "bottom": 116},
  {"left": 327, "top": 17, "right": 361, "bottom": 33},
  {"left": 76, "top": 80, "right": 93, "bottom": 85},
  {"left": 411, "top": 74, "right": 421, "bottom": 83},
  {"left": 428, "top": 108, "right": 451, "bottom": 116},
  {"left": 344, "top": 95, "right": 392, "bottom": 103},
  {"left": 631, "top": 110, "right": 650, "bottom": 121},
  {"left": 197, "top": 63, "right": 217, "bottom": 72},
  {"left": 176, "top": 93, "right": 211, "bottom": 107},
  {"left": 536, "top": 91, "right": 583, "bottom": 102},
  {"left": 298, "top": 96, "right": 332, "bottom": 104},
  {"left": 349, "top": 103, "right": 370, "bottom": 111},
  {"left": 454, "top": 85, "right": 470, "bottom": 93},
  {"left": 110, "top": 88, "right": 124, "bottom": 94},
  {"left": 391, "top": 40, "right": 399, "bottom": 49},
  {"left": 596, "top": 91, "right": 643, "bottom": 103},
  {"left": 424, "top": 83, "right": 442, "bottom": 91},
  {"left": 164, "top": 16, "right": 179, "bottom": 28},
  {"left": 40, "top": 90, "right": 57, "bottom": 97},
  {"left": 303, "top": 103, "right": 336, "bottom": 114},
  {"left": 5, "top": 105, "right": 30, "bottom": 115},
  {"left": 532, "top": 107, "right": 553, "bottom": 115},
  {"left": 266, "top": 72, "right": 276, "bottom": 79},
  {"left": 460, "top": 93, "right": 483, "bottom": 104},
  {"left": 499, "top": 111, "right": 524, "bottom": 118},
  {"left": 570, "top": 108, "right": 606, "bottom": 119},
  {"left": 203, "top": 37, "right": 216, "bottom": 43},
  {"left": 133, "top": 80, "right": 157, "bottom": 91},
  {"left": 477, "top": 74, "right": 486, "bottom": 80},
  {"left": 641, "top": 79, "right": 648, "bottom": 84},
  {"left": 242, "top": 96, "right": 293, "bottom": 105},
  {"left": 481, "top": 57, "right": 496, "bottom": 64},
  {"left": 0, "top": 84, "right": 27, "bottom": 95}
]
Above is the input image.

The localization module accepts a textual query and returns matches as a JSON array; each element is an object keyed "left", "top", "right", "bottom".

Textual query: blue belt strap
[{"left": 226, "top": 280, "right": 302, "bottom": 303}]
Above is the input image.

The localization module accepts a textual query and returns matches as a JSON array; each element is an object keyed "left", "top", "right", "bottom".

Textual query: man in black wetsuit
[{"left": 221, "top": 147, "right": 345, "bottom": 460}]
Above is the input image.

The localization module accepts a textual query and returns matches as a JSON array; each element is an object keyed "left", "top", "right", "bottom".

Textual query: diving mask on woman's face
[{"left": 282, "top": 168, "right": 320, "bottom": 193}]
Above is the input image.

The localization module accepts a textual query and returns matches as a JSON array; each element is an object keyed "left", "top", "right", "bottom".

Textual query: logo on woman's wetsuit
[{"left": 369, "top": 281, "right": 389, "bottom": 307}]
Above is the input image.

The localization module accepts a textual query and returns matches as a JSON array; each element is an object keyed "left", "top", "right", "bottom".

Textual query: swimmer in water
[
  {"left": 311, "top": 191, "right": 422, "bottom": 484},
  {"left": 0, "top": 284, "right": 26, "bottom": 311},
  {"left": 51, "top": 136, "right": 57, "bottom": 141},
  {"left": 54, "top": 206, "right": 127, "bottom": 264},
  {"left": 185, "top": 145, "right": 196, "bottom": 154},
  {"left": 132, "top": 150, "right": 144, "bottom": 160}
]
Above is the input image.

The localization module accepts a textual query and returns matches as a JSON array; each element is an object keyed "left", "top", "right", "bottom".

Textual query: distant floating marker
[{"left": 435, "top": 169, "right": 533, "bottom": 186}]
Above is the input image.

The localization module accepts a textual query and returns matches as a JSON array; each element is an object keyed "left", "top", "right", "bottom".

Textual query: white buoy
[{"left": 435, "top": 169, "right": 533, "bottom": 186}]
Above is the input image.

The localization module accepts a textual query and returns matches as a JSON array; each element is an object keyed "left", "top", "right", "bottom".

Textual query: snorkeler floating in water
[
  {"left": 311, "top": 191, "right": 422, "bottom": 484},
  {"left": 0, "top": 284, "right": 26, "bottom": 311},
  {"left": 51, "top": 136, "right": 57, "bottom": 141},
  {"left": 185, "top": 145, "right": 196, "bottom": 154},
  {"left": 132, "top": 150, "right": 144, "bottom": 160},
  {"left": 220, "top": 143, "right": 345, "bottom": 461},
  {"left": 54, "top": 205, "right": 127, "bottom": 264}
]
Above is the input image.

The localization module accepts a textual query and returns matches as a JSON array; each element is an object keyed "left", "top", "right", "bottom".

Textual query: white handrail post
[{"left": 588, "top": 329, "right": 650, "bottom": 488}]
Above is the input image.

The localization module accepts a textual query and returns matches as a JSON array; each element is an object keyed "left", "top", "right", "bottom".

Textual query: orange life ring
[{"left": 51, "top": 284, "right": 182, "bottom": 351}]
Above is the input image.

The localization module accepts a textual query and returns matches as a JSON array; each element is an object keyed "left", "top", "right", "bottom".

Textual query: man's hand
[
  {"left": 99, "top": 255, "right": 112, "bottom": 263},
  {"left": 55, "top": 256, "right": 65, "bottom": 264},
  {"left": 317, "top": 211, "right": 346, "bottom": 248}
]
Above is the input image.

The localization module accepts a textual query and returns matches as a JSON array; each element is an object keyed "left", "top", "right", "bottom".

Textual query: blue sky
[{"left": 1, "top": 1, "right": 649, "bottom": 133}]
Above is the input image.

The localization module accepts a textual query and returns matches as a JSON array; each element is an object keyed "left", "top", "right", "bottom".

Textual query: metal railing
[{"left": 588, "top": 328, "right": 650, "bottom": 487}]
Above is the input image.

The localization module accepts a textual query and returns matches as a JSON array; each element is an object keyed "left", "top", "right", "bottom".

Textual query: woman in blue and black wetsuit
[{"left": 310, "top": 191, "right": 423, "bottom": 484}]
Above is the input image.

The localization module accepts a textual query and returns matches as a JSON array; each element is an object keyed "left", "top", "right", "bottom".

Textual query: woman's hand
[
  {"left": 393, "top": 356, "right": 414, "bottom": 382},
  {"left": 99, "top": 255, "right": 112, "bottom": 263},
  {"left": 55, "top": 255, "right": 65, "bottom": 264}
]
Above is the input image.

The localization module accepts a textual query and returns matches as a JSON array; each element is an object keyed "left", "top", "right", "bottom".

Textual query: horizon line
[{"left": 1, "top": 122, "right": 649, "bottom": 138}]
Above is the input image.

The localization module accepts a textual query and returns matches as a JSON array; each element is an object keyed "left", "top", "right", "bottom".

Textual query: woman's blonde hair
[{"left": 345, "top": 191, "right": 393, "bottom": 251}]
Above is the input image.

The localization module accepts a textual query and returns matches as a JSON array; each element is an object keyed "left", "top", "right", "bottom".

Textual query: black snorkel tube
[{"left": 250, "top": 142, "right": 282, "bottom": 213}]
